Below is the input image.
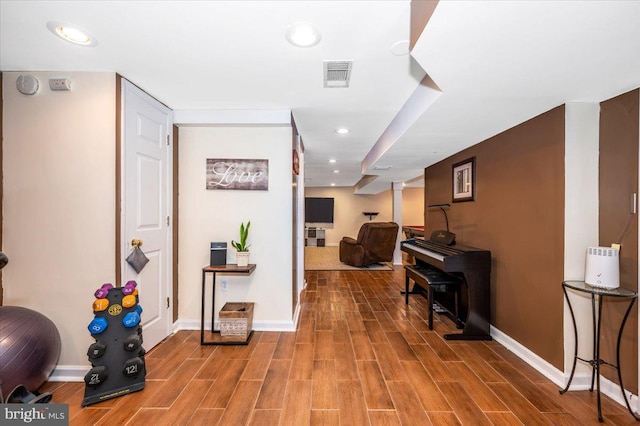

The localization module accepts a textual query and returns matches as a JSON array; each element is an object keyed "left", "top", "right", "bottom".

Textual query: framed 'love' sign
[{"left": 206, "top": 159, "right": 269, "bottom": 191}]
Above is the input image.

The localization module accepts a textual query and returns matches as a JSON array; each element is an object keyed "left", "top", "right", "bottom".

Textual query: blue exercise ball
[{"left": 0, "top": 306, "right": 61, "bottom": 399}]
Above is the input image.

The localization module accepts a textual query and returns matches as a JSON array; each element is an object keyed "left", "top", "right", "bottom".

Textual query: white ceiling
[{"left": 2, "top": 1, "right": 640, "bottom": 194}]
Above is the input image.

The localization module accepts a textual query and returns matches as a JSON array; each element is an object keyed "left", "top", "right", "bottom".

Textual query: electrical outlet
[{"left": 221, "top": 279, "right": 229, "bottom": 292}]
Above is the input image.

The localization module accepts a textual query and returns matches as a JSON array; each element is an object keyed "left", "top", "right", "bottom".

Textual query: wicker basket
[{"left": 219, "top": 302, "right": 254, "bottom": 342}]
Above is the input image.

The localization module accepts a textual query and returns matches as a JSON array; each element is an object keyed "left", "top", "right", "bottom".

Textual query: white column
[
  {"left": 392, "top": 182, "right": 404, "bottom": 265},
  {"left": 564, "top": 102, "right": 600, "bottom": 386}
]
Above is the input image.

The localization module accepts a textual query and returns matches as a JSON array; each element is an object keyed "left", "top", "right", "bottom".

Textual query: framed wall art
[{"left": 452, "top": 157, "right": 475, "bottom": 202}]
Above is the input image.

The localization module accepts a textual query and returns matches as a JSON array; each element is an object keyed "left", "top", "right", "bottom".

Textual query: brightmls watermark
[{"left": 2, "top": 405, "right": 68, "bottom": 425}]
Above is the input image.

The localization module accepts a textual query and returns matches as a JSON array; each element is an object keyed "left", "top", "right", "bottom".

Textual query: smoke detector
[{"left": 323, "top": 61, "right": 352, "bottom": 88}]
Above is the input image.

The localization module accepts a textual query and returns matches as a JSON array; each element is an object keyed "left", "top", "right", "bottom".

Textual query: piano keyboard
[{"left": 405, "top": 238, "right": 464, "bottom": 260}]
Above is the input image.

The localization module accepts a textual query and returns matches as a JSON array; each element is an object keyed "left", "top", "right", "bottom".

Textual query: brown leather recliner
[{"left": 339, "top": 222, "right": 399, "bottom": 267}]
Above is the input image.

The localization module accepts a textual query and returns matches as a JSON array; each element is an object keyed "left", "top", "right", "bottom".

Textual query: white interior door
[{"left": 122, "top": 80, "right": 172, "bottom": 350}]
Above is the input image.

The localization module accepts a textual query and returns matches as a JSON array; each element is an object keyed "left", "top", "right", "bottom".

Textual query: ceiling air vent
[{"left": 323, "top": 60, "right": 352, "bottom": 88}]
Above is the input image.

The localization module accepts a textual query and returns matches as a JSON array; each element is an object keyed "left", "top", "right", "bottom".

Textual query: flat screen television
[{"left": 305, "top": 197, "right": 334, "bottom": 229}]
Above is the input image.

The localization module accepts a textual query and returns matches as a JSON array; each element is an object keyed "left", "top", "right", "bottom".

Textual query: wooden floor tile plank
[
  {"left": 143, "top": 358, "right": 206, "bottom": 408},
  {"left": 241, "top": 342, "right": 276, "bottom": 380},
  {"left": 436, "top": 381, "right": 493, "bottom": 426},
  {"left": 351, "top": 330, "right": 377, "bottom": 360},
  {"left": 280, "top": 380, "right": 313, "bottom": 425},
  {"left": 368, "top": 410, "right": 402, "bottom": 426},
  {"left": 290, "top": 343, "right": 315, "bottom": 380},
  {"left": 385, "top": 331, "right": 418, "bottom": 361},
  {"left": 357, "top": 360, "right": 395, "bottom": 409},
  {"left": 488, "top": 360, "right": 562, "bottom": 413},
  {"left": 401, "top": 361, "right": 452, "bottom": 411},
  {"left": 334, "top": 342, "right": 360, "bottom": 381},
  {"left": 312, "top": 359, "right": 339, "bottom": 409},
  {"left": 310, "top": 409, "right": 341, "bottom": 425},
  {"left": 273, "top": 331, "right": 296, "bottom": 359},
  {"left": 145, "top": 341, "right": 200, "bottom": 379},
  {"left": 337, "top": 381, "right": 370, "bottom": 426},
  {"left": 218, "top": 380, "right": 263, "bottom": 425},
  {"left": 450, "top": 343, "right": 506, "bottom": 383},
  {"left": 255, "top": 359, "right": 292, "bottom": 409},
  {"left": 125, "top": 408, "right": 169, "bottom": 424},
  {"left": 69, "top": 408, "right": 110, "bottom": 426},
  {"left": 487, "top": 382, "right": 553, "bottom": 425},
  {"left": 363, "top": 319, "right": 389, "bottom": 343},
  {"left": 93, "top": 380, "right": 165, "bottom": 426},
  {"left": 249, "top": 409, "right": 282, "bottom": 426},
  {"left": 314, "top": 330, "right": 335, "bottom": 360},
  {"left": 410, "top": 344, "right": 456, "bottom": 382},
  {"left": 421, "top": 331, "right": 461, "bottom": 362},
  {"left": 186, "top": 408, "right": 224, "bottom": 426},
  {"left": 162, "top": 379, "right": 213, "bottom": 425},
  {"left": 372, "top": 342, "right": 408, "bottom": 380},
  {"left": 427, "top": 411, "right": 462, "bottom": 426},
  {"left": 386, "top": 380, "right": 432, "bottom": 425},
  {"left": 199, "top": 358, "right": 248, "bottom": 408},
  {"left": 444, "top": 361, "right": 508, "bottom": 411},
  {"left": 484, "top": 411, "right": 525, "bottom": 425}
]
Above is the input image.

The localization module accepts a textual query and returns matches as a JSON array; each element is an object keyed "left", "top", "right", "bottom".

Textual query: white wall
[
  {"left": 178, "top": 126, "right": 293, "bottom": 329},
  {"left": 2, "top": 72, "right": 116, "bottom": 367},
  {"left": 563, "top": 102, "right": 600, "bottom": 382}
]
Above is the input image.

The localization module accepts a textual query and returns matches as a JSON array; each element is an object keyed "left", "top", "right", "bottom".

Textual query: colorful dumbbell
[
  {"left": 92, "top": 298, "right": 109, "bottom": 312},
  {"left": 122, "top": 281, "right": 137, "bottom": 295},
  {"left": 122, "top": 312, "right": 140, "bottom": 328},
  {"left": 122, "top": 295, "right": 136, "bottom": 308},
  {"left": 94, "top": 283, "right": 113, "bottom": 299},
  {"left": 84, "top": 366, "right": 108, "bottom": 388},
  {"left": 87, "top": 317, "right": 108, "bottom": 335},
  {"left": 135, "top": 305, "right": 143, "bottom": 315}
]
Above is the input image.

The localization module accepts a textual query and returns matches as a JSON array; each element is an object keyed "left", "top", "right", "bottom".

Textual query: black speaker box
[{"left": 210, "top": 242, "right": 227, "bottom": 266}]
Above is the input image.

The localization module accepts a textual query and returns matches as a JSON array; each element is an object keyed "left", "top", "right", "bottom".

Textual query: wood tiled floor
[{"left": 43, "top": 268, "right": 638, "bottom": 425}]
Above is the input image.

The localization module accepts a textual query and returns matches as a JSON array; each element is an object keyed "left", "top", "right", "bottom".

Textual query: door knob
[{"left": 131, "top": 239, "right": 143, "bottom": 247}]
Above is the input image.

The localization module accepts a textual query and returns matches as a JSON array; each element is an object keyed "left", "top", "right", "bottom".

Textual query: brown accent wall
[
  {"left": 410, "top": 0, "right": 439, "bottom": 50},
  {"left": 424, "top": 106, "right": 566, "bottom": 368},
  {"left": 599, "top": 89, "right": 638, "bottom": 394}
]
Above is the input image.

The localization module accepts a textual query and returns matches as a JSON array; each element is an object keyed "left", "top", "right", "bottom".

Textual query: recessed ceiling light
[
  {"left": 47, "top": 21, "right": 97, "bottom": 47},
  {"left": 335, "top": 128, "right": 350, "bottom": 134},
  {"left": 331, "top": 183, "right": 336, "bottom": 186},
  {"left": 285, "top": 22, "right": 321, "bottom": 48},
  {"left": 333, "top": 170, "right": 339, "bottom": 173},
  {"left": 329, "top": 159, "right": 336, "bottom": 163}
]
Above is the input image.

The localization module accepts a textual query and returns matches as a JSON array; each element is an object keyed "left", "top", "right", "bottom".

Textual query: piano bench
[{"left": 404, "top": 265, "right": 462, "bottom": 330}]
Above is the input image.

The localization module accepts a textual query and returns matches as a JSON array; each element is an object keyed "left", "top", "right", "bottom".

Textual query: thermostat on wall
[
  {"left": 16, "top": 74, "right": 39, "bottom": 95},
  {"left": 49, "top": 78, "right": 71, "bottom": 91}
]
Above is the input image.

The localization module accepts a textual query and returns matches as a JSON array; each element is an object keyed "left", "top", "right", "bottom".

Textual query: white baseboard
[
  {"left": 48, "top": 365, "right": 90, "bottom": 382},
  {"left": 490, "top": 325, "right": 639, "bottom": 413},
  {"left": 172, "top": 318, "right": 297, "bottom": 333}
]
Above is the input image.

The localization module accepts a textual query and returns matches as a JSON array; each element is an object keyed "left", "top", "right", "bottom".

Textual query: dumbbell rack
[{"left": 82, "top": 283, "right": 146, "bottom": 406}]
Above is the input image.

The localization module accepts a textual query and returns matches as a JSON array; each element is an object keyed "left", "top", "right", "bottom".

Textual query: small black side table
[
  {"left": 560, "top": 280, "right": 639, "bottom": 422},
  {"left": 200, "top": 264, "right": 256, "bottom": 346}
]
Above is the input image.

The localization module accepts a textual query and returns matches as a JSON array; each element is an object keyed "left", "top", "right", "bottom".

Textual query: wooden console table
[{"left": 200, "top": 264, "right": 256, "bottom": 345}]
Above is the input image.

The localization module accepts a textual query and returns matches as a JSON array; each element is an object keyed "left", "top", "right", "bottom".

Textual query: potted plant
[{"left": 231, "top": 221, "right": 251, "bottom": 267}]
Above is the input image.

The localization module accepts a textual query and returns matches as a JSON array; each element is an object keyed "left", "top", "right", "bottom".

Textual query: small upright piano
[{"left": 401, "top": 235, "right": 492, "bottom": 340}]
